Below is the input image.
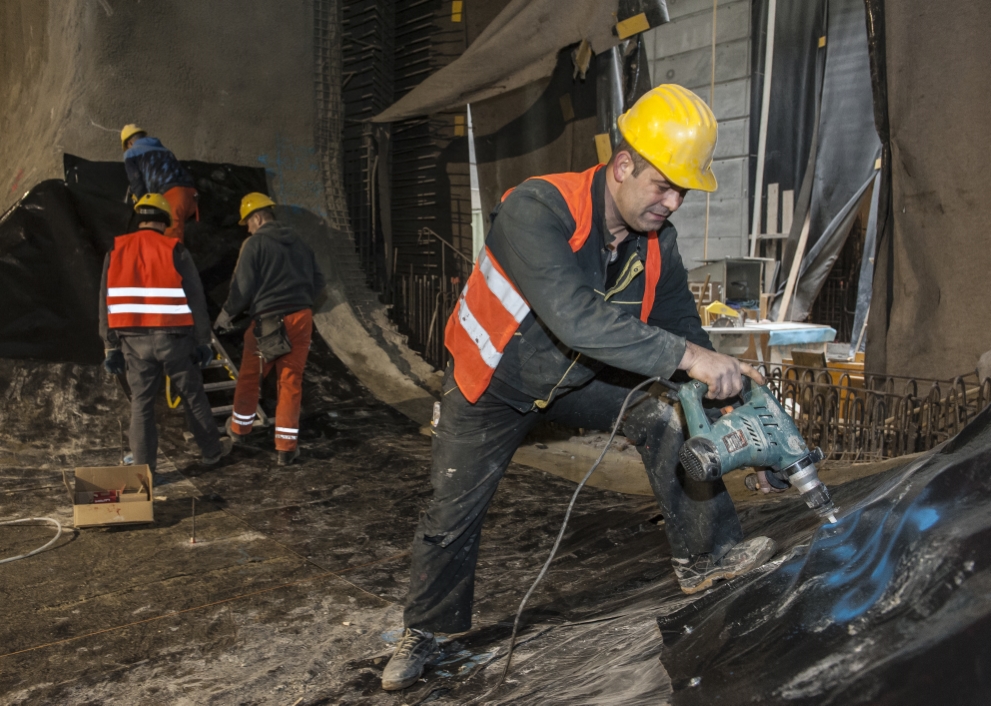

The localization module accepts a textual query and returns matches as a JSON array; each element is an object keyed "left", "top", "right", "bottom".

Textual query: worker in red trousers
[{"left": 214, "top": 193, "right": 326, "bottom": 466}]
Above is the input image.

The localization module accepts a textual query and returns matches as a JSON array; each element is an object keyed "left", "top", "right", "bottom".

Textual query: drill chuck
[{"left": 782, "top": 451, "right": 837, "bottom": 521}]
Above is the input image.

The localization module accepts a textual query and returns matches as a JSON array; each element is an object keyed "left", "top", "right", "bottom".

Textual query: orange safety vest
[
  {"left": 445, "top": 164, "right": 662, "bottom": 404},
  {"left": 106, "top": 229, "right": 195, "bottom": 329}
]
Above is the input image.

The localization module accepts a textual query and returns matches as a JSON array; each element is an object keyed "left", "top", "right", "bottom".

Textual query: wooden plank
[
  {"left": 766, "top": 182, "right": 779, "bottom": 235},
  {"left": 782, "top": 188, "right": 794, "bottom": 235}
]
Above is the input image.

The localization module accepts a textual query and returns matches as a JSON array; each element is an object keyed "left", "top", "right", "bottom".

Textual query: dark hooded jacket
[{"left": 221, "top": 221, "right": 326, "bottom": 320}]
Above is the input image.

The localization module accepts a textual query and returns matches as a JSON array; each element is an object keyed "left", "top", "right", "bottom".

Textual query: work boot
[
  {"left": 202, "top": 437, "right": 234, "bottom": 466},
  {"left": 673, "top": 536, "right": 777, "bottom": 594},
  {"left": 381, "top": 628, "right": 438, "bottom": 691},
  {"left": 277, "top": 448, "right": 300, "bottom": 466}
]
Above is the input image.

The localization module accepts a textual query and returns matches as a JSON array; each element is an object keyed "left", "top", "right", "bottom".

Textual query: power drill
[{"left": 677, "top": 378, "right": 838, "bottom": 524}]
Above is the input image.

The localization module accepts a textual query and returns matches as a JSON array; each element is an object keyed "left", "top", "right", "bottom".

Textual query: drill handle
[{"left": 678, "top": 380, "right": 712, "bottom": 437}]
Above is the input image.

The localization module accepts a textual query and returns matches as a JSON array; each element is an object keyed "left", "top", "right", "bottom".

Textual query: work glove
[
  {"left": 103, "top": 348, "right": 125, "bottom": 376},
  {"left": 213, "top": 309, "right": 234, "bottom": 333},
  {"left": 193, "top": 344, "right": 214, "bottom": 368}
]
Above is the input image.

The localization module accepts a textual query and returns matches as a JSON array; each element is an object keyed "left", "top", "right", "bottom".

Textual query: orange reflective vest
[
  {"left": 106, "top": 229, "right": 194, "bottom": 329},
  {"left": 445, "top": 164, "right": 662, "bottom": 404}
]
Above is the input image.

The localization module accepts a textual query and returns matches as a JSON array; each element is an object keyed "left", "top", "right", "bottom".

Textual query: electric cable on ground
[
  {"left": 0, "top": 517, "right": 64, "bottom": 564},
  {"left": 474, "top": 375, "right": 670, "bottom": 703}
]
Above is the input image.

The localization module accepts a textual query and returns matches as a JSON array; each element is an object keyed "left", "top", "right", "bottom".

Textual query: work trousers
[
  {"left": 404, "top": 372, "right": 744, "bottom": 634},
  {"left": 121, "top": 332, "right": 222, "bottom": 470},
  {"left": 230, "top": 309, "right": 312, "bottom": 451},
  {"left": 162, "top": 186, "right": 198, "bottom": 243}
]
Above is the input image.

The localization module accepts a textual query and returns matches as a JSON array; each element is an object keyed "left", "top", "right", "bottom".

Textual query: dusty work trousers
[
  {"left": 230, "top": 309, "right": 313, "bottom": 451},
  {"left": 162, "top": 186, "right": 198, "bottom": 243},
  {"left": 121, "top": 332, "right": 222, "bottom": 470},
  {"left": 404, "top": 372, "right": 744, "bottom": 634}
]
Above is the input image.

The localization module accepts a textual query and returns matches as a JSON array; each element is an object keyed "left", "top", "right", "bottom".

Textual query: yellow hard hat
[
  {"left": 239, "top": 192, "right": 277, "bottom": 225},
  {"left": 134, "top": 193, "right": 173, "bottom": 226},
  {"left": 616, "top": 84, "right": 718, "bottom": 192},
  {"left": 120, "top": 124, "right": 146, "bottom": 149}
]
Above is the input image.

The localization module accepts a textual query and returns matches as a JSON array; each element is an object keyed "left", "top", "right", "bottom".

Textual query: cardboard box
[{"left": 63, "top": 465, "right": 154, "bottom": 528}]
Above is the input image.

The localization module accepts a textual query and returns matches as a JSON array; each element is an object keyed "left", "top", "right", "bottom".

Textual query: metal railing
[
  {"left": 750, "top": 362, "right": 991, "bottom": 461},
  {"left": 392, "top": 227, "right": 473, "bottom": 367}
]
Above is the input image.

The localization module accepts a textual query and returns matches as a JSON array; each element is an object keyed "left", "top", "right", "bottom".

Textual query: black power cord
[{"left": 474, "top": 375, "right": 677, "bottom": 703}]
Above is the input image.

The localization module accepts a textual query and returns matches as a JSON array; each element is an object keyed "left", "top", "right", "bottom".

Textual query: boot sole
[
  {"left": 679, "top": 542, "right": 777, "bottom": 594},
  {"left": 382, "top": 675, "right": 420, "bottom": 691}
]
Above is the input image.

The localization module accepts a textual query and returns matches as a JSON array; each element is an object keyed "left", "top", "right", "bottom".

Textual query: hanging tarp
[
  {"left": 774, "top": 0, "right": 880, "bottom": 321},
  {"left": 371, "top": 0, "right": 669, "bottom": 123},
  {"left": 750, "top": 0, "right": 826, "bottom": 229},
  {"left": 865, "top": 0, "right": 991, "bottom": 378}
]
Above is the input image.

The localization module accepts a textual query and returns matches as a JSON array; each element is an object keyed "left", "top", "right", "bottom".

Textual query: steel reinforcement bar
[{"left": 748, "top": 362, "right": 991, "bottom": 461}]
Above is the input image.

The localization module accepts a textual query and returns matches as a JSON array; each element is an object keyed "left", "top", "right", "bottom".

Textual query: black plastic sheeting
[
  {"left": 0, "top": 155, "right": 267, "bottom": 364},
  {"left": 658, "top": 405, "right": 991, "bottom": 704},
  {"left": 0, "top": 181, "right": 109, "bottom": 364}
]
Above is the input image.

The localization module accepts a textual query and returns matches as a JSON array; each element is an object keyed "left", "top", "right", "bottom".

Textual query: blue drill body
[{"left": 677, "top": 379, "right": 838, "bottom": 523}]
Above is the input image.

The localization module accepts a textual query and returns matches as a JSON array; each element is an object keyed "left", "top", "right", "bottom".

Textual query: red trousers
[
  {"left": 162, "top": 185, "right": 198, "bottom": 242},
  {"left": 230, "top": 309, "right": 313, "bottom": 451}
]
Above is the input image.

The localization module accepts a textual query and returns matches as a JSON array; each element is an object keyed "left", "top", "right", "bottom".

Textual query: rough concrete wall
[
  {"left": 1, "top": 0, "right": 321, "bottom": 215},
  {"left": 1, "top": 0, "right": 443, "bottom": 420},
  {"left": 0, "top": 2, "right": 83, "bottom": 212},
  {"left": 642, "top": 0, "right": 751, "bottom": 269}
]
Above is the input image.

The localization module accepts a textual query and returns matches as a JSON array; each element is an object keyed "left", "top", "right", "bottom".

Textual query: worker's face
[{"left": 613, "top": 153, "right": 687, "bottom": 232}]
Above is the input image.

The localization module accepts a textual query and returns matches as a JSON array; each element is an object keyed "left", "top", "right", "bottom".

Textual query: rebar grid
[{"left": 751, "top": 362, "right": 991, "bottom": 461}]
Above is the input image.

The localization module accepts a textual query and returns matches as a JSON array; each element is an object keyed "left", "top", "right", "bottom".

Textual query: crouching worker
[
  {"left": 100, "top": 194, "right": 232, "bottom": 471},
  {"left": 381, "top": 85, "right": 777, "bottom": 691},
  {"left": 120, "top": 124, "right": 198, "bottom": 243},
  {"left": 214, "top": 193, "right": 326, "bottom": 466}
]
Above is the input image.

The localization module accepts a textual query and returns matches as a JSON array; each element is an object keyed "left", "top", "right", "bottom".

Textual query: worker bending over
[
  {"left": 120, "top": 124, "right": 198, "bottom": 242},
  {"left": 381, "top": 85, "right": 774, "bottom": 691},
  {"left": 100, "top": 194, "right": 232, "bottom": 471},
  {"left": 214, "top": 194, "right": 326, "bottom": 466}
]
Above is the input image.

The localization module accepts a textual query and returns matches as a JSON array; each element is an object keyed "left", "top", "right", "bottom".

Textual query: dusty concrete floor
[{"left": 0, "top": 338, "right": 890, "bottom": 705}]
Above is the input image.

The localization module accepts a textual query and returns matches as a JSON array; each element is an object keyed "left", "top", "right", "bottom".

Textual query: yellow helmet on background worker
[
  {"left": 239, "top": 192, "right": 277, "bottom": 225},
  {"left": 120, "top": 124, "right": 146, "bottom": 150},
  {"left": 616, "top": 84, "right": 718, "bottom": 192},
  {"left": 134, "top": 193, "right": 173, "bottom": 226}
]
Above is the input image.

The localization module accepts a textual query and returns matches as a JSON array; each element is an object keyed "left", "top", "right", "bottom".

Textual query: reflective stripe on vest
[
  {"left": 446, "top": 165, "right": 663, "bottom": 404},
  {"left": 106, "top": 230, "right": 194, "bottom": 329}
]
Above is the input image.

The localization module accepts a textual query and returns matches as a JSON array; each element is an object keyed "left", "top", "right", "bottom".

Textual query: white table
[{"left": 703, "top": 322, "right": 837, "bottom": 363}]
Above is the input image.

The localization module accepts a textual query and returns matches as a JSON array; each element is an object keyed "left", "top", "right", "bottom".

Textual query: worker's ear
[{"left": 611, "top": 150, "right": 634, "bottom": 183}]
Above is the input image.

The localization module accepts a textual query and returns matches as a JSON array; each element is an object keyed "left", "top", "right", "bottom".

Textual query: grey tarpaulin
[
  {"left": 865, "top": 0, "right": 991, "bottom": 378},
  {"left": 370, "top": 0, "right": 628, "bottom": 124},
  {"left": 849, "top": 169, "right": 881, "bottom": 357},
  {"left": 471, "top": 49, "right": 601, "bottom": 224},
  {"left": 772, "top": 0, "right": 880, "bottom": 322}
]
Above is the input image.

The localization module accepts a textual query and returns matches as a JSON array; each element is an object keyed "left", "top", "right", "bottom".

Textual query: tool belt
[{"left": 253, "top": 314, "right": 292, "bottom": 363}]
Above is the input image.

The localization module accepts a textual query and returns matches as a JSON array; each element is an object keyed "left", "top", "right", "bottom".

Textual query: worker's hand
[
  {"left": 213, "top": 310, "right": 234, "bottom": 333},
  {"left": 678, "top": 341, "right": 765, "bottom": 399},
  {"left": 193, "top": 345, "right": 214, "bottom": 368},
  {"left": 103, "top": 348, "right": 125, "bottom": 376}
]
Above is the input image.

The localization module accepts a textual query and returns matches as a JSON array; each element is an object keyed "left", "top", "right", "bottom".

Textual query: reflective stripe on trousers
[{"left": 230, "top": 309, "right": 312, "bottom": 451}]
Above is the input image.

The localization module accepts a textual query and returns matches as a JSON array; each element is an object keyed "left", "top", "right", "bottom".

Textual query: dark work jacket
[
  {"left": 484, "top": 167, "right": 713, "bottom": 411},
  {"left": 221, "top": 221, "right": 326, "bottom": 320},
  {"left": 123, "top": 137, "right": 195, "bottom": 198}
]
